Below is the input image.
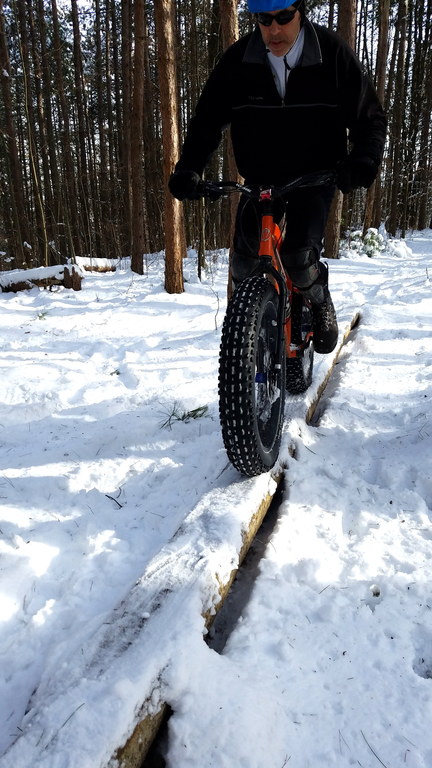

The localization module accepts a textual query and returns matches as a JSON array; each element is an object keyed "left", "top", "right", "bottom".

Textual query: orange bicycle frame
[{"left": 257, "top": 194, "right": 304, "bottom": 360}]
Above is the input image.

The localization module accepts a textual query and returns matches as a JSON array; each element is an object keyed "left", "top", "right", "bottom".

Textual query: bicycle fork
[{"left": 256, "top": 197, "right": 288, "bottom": 369}]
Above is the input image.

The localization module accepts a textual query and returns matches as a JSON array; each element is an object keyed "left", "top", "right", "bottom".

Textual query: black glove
[
  {"left": 337, "top": 156, "right": 379, "bottom": 194},
  {"left": 168, "top": 169, "right": 201, "bottom": 201}
]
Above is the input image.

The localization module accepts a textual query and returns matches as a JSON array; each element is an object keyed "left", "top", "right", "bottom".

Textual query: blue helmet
[{"left": 247, "top": 0, "right": 303, "bottom": 12}]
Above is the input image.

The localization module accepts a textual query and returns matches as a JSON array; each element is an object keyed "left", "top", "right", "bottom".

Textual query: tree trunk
[
  {"left": 28, "top": 0, "right": 53, "bottom": 262},
  {"left": 130, "top": 0, "right": 145, "bottom": 275},
  {"left": 94, "top": 0, "right": 108, "bottom": 257},
  {"left": 142, "top": 10, "right": 161, "bottom": 253},
  {"left": 417, "top": 46, "right": 432, "bottom": 229},
  {"left": 0, "top": 0, "right": 30, "bottom": 267},
  {"left": 52, "top": 0, "right": 78, "bottom": 260},
  {"left": 363, "top": 0, "right": 390, "bottom": 232},
  {"left": 35, "top": 0, "right": 59, "bottom": 256},
  {"left": 324, "top": 0, "right": 357, "bottom": 259},
  {"left": 120, "top": 0, "right": 132, "bottom": 259},
  {"left": 17, "top": 0, "right": 47, "bottom": 266},
  {"left": 155, "top": 0, "right": 185, "bottom": 294},
  {"left": 388, "top": 0, "right": 408, "bottom": 235},
  {"left": 71, "top": 0, "right": 95, "bottom": 256},
  {"left": 105, "top": 0, "right": 121, "bottom": 260},
  {"left": 338, "top": 0, "right": 356, "bottom": 48},
  {"left": 219, "top": 0, "right": 239, "bottom": 297}
]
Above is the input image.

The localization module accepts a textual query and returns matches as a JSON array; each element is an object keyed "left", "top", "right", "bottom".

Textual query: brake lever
[{"left": 197, "top": 182, "right": 226, "bottom": 201}]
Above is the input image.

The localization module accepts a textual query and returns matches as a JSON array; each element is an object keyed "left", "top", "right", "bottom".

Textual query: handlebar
[{"left": 198, "top": 170, "right": 336, "bottom": 201}]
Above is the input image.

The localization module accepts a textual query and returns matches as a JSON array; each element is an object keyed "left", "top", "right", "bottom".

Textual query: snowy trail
[{"left": 1, "top": 235, "right": 432, "bottom": 768}]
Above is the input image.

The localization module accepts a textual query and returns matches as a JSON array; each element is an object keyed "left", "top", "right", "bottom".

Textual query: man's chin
[{"left": 268, "top": 42, "right": 289, "bottom": 56}]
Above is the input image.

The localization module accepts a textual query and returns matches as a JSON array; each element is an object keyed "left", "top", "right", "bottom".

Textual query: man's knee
[
  {"left": 231, "top": 251, "right": 259, "bottom": 289},
  {"left": 282, "top": 246, "right": 320, "bottom": 289}
]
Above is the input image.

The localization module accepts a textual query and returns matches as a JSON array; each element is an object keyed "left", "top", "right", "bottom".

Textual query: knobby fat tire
[
  {"left": 218, "top": 277, "right": 286, "bottom": 476},
  {"left": 286, "top": 292, "right": 314, "bottom": 394}
]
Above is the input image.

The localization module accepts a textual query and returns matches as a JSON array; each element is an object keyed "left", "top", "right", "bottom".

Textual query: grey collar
[{"left": 243, "top": 19, "right": 322, "bottom": 68}]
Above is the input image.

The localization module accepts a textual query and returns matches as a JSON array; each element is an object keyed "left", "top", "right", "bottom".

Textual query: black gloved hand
[
  {"left": 168, "top": 169, "right": 201, "bottom": 201},
  {"left": 337, "top": 156, "right": 379, "bottom": 194}
]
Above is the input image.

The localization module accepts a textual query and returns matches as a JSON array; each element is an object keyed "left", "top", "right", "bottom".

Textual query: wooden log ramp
[
  {"left": 110, "top": 472, "right": 283, "bottom": 768},
  {"left": 109, "top": 311, "right": 360, "bottom": 768}
]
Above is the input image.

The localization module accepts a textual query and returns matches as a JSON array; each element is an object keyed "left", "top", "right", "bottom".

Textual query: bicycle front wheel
[{"left": 219, "top": 277, "right": 286, "bottom": 477}]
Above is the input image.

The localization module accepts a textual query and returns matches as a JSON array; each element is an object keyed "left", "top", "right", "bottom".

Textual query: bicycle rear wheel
[
  {"left": 286, "top": 291, "right": 314, "bottom": 394},
  {"left": 219, "top": 277, "right": 286, "bottom": 477}
]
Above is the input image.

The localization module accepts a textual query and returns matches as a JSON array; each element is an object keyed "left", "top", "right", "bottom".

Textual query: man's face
[{"left": 257, "top": 6, "right": 301, "bottom": 57}]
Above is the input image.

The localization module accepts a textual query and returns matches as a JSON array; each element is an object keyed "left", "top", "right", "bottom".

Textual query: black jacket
[{"left": 176, "top": 20, "right": 386, "bottom": 184}]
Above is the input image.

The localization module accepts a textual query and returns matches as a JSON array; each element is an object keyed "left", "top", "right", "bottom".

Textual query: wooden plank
[
  {"left": 306, "top": 312, "right": 360, "bottom": 424},
  {"left": 112, "top": 471, "right": 283, "bottom": 768}
]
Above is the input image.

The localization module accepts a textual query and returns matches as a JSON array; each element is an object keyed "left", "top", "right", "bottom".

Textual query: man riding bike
[{"left": 169, "top": 0, "right": 386, "bottom": 354}]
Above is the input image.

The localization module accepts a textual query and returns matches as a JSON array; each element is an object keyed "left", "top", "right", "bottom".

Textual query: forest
[{"left": 0, "top": 0, "right": 431, "bottom": 291}]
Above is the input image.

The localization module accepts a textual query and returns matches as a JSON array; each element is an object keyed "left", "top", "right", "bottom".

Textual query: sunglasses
[{"left": 255, "top": 8, "right": 297, "bottom": 26}]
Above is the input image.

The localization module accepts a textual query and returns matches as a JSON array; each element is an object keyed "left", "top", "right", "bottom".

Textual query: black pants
[{"left": 231, "top": 184, "right": 336, "bottom": 286}]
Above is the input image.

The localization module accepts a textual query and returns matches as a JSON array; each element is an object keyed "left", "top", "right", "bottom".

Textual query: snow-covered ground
[{"left": 1, "top": 231, "right": 431, "bottom": 768}]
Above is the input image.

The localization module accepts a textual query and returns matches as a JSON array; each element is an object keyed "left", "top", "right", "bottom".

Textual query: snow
[{"left": 1, "top": 232, "right": 432, "bottom": 768}]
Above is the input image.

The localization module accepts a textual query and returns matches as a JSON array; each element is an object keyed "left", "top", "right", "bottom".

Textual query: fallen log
[{"left": 0, "top": 264, "right": 84, "bottom": 293}]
